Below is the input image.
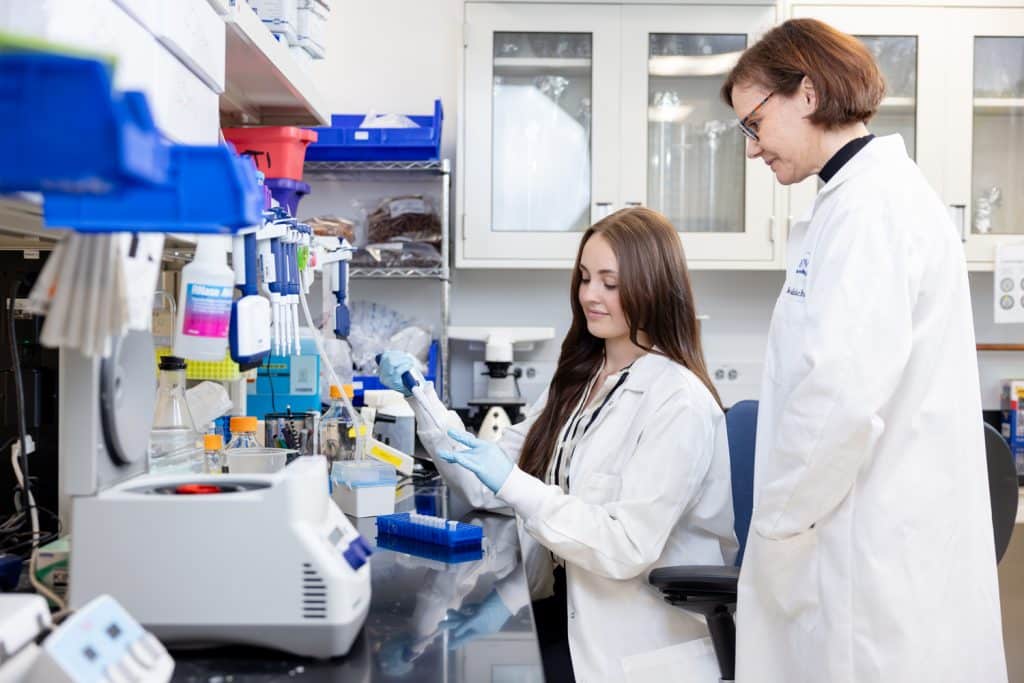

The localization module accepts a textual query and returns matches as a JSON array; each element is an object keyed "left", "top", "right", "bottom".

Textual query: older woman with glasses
[{"left": 723, "top": 18, "right": 1007, "bottom": 683}]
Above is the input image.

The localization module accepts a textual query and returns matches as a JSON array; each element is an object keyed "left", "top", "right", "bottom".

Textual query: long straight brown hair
[{"left": 517, "top": 207, "right": 722, "bottom": 479}]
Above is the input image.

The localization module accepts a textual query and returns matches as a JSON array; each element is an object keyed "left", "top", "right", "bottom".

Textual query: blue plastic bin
[
  {"left": 43, "top": 144, "right": 263, "bottom": 233},
  {"left": 354, "top": 339, "right": 440, "bottom": 405},
  {"left": 305, "top": 99, "right": 443, "bottom": 162},
  {"left": 0, "top": 53, "right": 168, "bottom": 193}
]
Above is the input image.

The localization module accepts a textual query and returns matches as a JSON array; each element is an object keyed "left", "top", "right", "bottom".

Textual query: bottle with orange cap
[
  {"left": 321, "top": 384, "right": 357, "bottom": 461},
  {"left": 202, "top": 433, "right": 225, "bottom": 474},
  {"left": 224, "top": 416, "right": 261, "bottom": 474}
]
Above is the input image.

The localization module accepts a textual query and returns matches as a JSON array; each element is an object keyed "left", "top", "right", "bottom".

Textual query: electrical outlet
[{"left": 707, "top": 360, "right": 763, "bottom": 408}]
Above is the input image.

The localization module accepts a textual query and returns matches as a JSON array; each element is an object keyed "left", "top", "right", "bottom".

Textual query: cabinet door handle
[
  {"left": 948, "top": 204, "right": 967, "bottom": 243},
  {"left": 594, "top": 202, "right": 614, "bottom": 220},
  {"left": 624, "top": 201, "right": 643, "bottom": 207}
]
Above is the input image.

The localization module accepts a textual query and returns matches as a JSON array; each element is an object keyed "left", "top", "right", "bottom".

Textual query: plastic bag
[
  {"left": 389, "top": 326, "right": 431, "bottom": 365},
  {"left": 348, "top": 301, "right": 432, "bottom": 374},
  {"left": 306, "top": 215, "right": 356, "bottom": 243},
  {"left": 186, "top": 381, "right": 232, "bottom": 432},
  {"left": 353, "top": 195, "right": 442, "bottom": 245},
  {"left": 358, "top": 112, "right": 420, "bottom": 129},
  {"left": 350, "top": 241, "right": 441, "bottom": 268}
]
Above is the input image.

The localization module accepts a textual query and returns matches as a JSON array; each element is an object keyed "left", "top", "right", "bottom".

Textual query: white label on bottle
[
  {"left": 182, "top": 283, "right": 233, "bottom": 338},
  {"left": 389, "top": 198, "right": 426, "bottom": 218}
]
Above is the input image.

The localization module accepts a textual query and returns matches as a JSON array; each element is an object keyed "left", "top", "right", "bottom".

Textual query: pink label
[{"left": 182, "top": 283, "right": 232, "bottom": 338}]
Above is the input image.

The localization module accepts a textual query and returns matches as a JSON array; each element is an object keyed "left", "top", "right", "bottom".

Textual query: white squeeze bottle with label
[{"left": 173, "top": 235, "right": 235, "bottom": 361}]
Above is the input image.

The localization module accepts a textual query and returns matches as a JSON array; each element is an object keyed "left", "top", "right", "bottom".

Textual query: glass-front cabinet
[
  {"left": 460, "top": 3, "right": 777, "bottom": 267},
  {"left": 944, "top": 8, "right": 1024, "bottom": 264},
  {"left": 788, "top": 6, "right": 945, "bottom": 235},
  {"left": 792, "top": 5, "right": 1024, "bottom": 268},
  {"left": 462, "top": 4, "right": 621, "bottom": 264},
  {"left": 620, "top": 5, "right": 776, "bottom": 263},
  {"left": 463, "top": 3, "right": 1024, "bottom": 270}
]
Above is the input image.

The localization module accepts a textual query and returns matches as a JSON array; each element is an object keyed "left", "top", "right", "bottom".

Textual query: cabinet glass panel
[
  {"left": 972, "top": 37, "right": 1024, "bottom": 235},
  {"left": 858, "top": 36, "right": 917, "bottom": 159},
  {"left": 647, "top": 34, "right": 746, "bottom": 233},
  {"left": 491, "top": 32, "right": 592, "bottom": 232}
]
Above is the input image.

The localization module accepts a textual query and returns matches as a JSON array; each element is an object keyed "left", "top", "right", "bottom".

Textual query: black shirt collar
[{"left": 818, "top": 134, "right": 875, "bottom": 183}]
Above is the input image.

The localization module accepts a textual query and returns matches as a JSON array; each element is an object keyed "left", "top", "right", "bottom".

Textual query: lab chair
[{"left": 648, "top": 401, "right": 1019, "bottom": 683}]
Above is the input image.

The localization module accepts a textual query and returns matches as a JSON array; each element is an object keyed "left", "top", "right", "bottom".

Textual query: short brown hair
[{"left": 721, "top": 18, "right": 885, "bottom": 129}]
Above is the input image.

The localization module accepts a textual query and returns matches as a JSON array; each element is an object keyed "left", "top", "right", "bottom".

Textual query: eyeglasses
[{"left": 737, "top": 92, "right": 773, "bottom": 142}]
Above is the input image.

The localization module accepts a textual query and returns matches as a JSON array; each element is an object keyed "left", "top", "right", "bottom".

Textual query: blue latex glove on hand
[
  {"left": 437, "top": 429, "right": 514, "bottom": 493},
  {"left": 377, "top": 350, "right": 423, "bottom": 397},
  {"left": 441, "top": 590, "right": 513, "bottom": 649}
]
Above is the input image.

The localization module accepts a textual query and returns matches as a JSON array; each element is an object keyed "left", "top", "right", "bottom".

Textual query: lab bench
[{"left": 167, "top": 479, "right": 544, "bottom": 682}]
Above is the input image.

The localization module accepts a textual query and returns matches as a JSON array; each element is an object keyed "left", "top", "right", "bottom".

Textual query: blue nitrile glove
[
  {"left": 377, "top": 350, "right": 423, "bottom": 397},
  {"left": 441, "top": 590, "right": 513, "bottom": 649},
  {"left": 437, "top": 429, "right": 514, "bottom": 493}
]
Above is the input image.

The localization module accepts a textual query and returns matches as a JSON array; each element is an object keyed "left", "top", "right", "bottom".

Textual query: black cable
[{"left": 8, "top": 280, "right": 34, "bottom": 536}]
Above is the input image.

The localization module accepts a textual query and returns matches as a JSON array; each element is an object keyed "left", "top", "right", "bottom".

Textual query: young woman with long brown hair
[{"left": 379, "top": 207, "right": 737, "bottom": 682}]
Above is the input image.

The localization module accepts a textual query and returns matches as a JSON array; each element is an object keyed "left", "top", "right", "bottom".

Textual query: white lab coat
[
  {"left": 410, "top": 353, "right": 737, "bottom": 683},
  {"left": 736, "top": 135, "right": 1007, "bottom": 682}
]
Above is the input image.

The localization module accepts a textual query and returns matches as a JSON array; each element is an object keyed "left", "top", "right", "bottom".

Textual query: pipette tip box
[
  {"left": 375, "top": 534, "right": 483, "bottom": 565},
  {"left": 375, "top": 512, "right": 483, "bottom": 550}
]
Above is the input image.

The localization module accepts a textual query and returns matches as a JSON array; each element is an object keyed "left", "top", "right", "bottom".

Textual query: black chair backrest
[{"left": 984, "top": 422, "right": 1018, "bottom": 563}]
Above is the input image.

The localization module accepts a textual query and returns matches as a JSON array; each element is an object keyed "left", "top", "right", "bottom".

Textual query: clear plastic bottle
[
  {"left": 150, "top": 356, "right": 202, "bottom": 473},
  {"left": 203, "top": 433, "right": 225, "bottom": 474},
  {"left": 321, "top": 384, "right": 357, "bottom": 461}
]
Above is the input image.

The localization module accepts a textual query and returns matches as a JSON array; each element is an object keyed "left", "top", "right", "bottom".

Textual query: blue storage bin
[
  {"left": 0, "top": 53, "right": 168, "bottom": 192},
  {"left": 305, "top": 99, "right": 443, "bottom": 162},
  {"left": 353, "top": 339, "right": 440, "bottom": 405},
  {"left": 43, "top": 144, "right": 263, "bottom": 233}
]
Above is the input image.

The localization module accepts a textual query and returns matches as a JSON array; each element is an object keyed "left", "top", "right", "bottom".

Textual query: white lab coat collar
[
  {"left": 816, "top": 134, "right": 908, "bottom": 200},
  {"left": 618, "top": 350, "right": 671, "bottom": 394}
]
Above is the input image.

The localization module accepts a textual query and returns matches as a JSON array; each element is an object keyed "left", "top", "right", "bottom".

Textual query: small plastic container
[
  {"left": 202, "top": 433, "right": 225, "bottom": 474},
  {"left": 265, "top": 178, "right": 310, "bottom": 217},
  {"left": 248, "top": 0, "right": 299, "bottom": 45},
  {"left": 305, "top": 99, "right": 443, "bottom": 162},
  {"left": 223, "top": 126, "right": 318, "bottom": 180},
  {"left": 330, "top": 460, "right": 397, "bottom": 518}
]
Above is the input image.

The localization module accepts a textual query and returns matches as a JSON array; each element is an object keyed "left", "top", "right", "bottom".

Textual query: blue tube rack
[
  {"left": 375, "top": 512, "right": 483, "bottom": 550},
  {"left": 0, "top": 52, "right": 168, "bottom": 193},
  {"left": 375, "top": 534, "right": 483, "bottom": 565},
  {"left": 43, "top": 144, "right": 263, "bottom": 234}
]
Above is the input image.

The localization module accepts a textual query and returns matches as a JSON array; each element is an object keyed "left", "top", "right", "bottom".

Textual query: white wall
[{"left": 309, "top": 0, "right": 1024, "bottom": 410}]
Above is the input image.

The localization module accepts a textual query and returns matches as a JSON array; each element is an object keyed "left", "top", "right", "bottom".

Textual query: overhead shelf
[
  {"left": 304, "top": 159, "right": 450, "bottom": 181},
  {"left": 974, "top": 97, "right": 1024, "bottom": 113},
  {"left": 220, "top": 1, "right": 330, "bottom": 126},
  {"left": 350, "top": 266, "right": 447, "bottom": 280},
  {"left": 493, "top": 57, "right": 592, "bottom": 74},
  {"left": 878, "top": 96, "right": 916, "bottom": 113}
]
